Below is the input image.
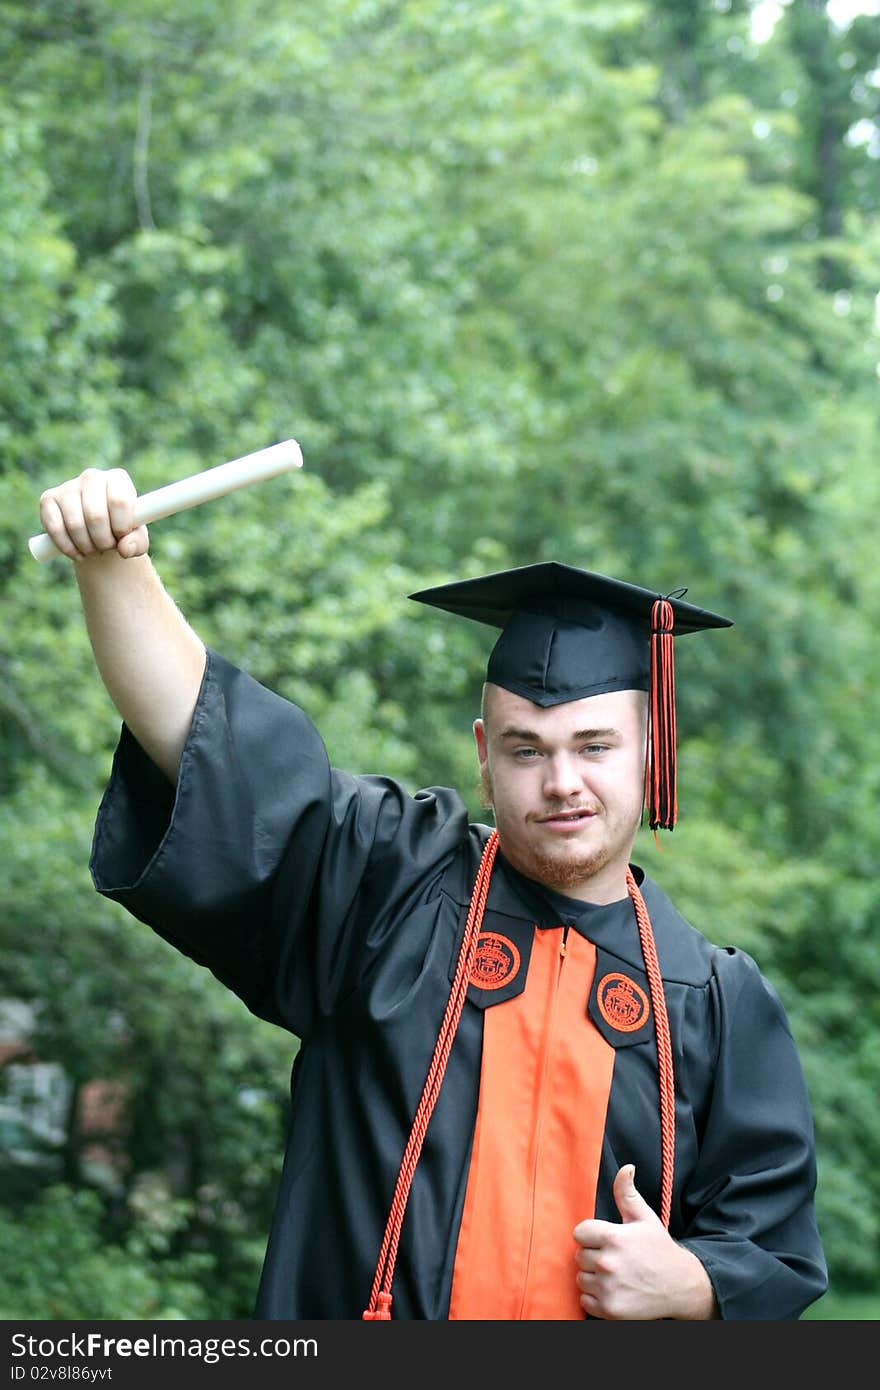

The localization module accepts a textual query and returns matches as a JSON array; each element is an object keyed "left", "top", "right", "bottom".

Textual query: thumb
[
  {"left": 613, "top": 1164, "right": 655, "bottom": 1224},
  {"left": 118, "top": 524, "right": 150, "bottom": 559}
]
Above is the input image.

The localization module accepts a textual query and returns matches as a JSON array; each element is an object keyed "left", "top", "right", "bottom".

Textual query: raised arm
[{"left": 39, "top": 467, "right": 206, "bottom": 782}]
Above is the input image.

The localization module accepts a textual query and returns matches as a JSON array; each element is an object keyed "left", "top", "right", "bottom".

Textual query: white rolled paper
[{"left": 29, "top": 439, "right": 303, "bottom": 562}]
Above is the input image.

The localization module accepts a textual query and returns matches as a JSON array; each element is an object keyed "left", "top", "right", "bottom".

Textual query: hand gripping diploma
[
  {"left": 30, "top": 440, "right": 302, "bottom": 562},
  {"left": 34, "top": 442, "right": 302, "bottom": 783}
]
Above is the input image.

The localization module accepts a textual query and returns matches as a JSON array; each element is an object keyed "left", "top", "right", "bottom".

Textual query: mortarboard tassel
[{"left": 646, "top": 597, "right": 677, "bottom": 832}]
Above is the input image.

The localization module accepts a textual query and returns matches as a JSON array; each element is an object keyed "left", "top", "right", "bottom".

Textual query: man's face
[{"left": 473, "top": 683, "right": 647, "bottom": 905}]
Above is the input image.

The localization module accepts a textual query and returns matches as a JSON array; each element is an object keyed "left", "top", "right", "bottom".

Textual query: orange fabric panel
[{"left": 448, "top": 928, "right": 615, "bottom": 1319}]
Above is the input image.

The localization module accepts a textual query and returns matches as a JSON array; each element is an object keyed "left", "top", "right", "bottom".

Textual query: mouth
[{"left": 536, "top": 809, "right": 596, "bottom": 831}]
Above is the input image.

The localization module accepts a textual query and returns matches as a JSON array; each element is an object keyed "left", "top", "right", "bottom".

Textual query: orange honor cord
[
  {"left": 645, "top": 597, "right": 677, "bottom": 832},
  {"left": 362, "top": 831, "right": 499, "bottom": 1320},
  {"left": 626, "top": 869, "right": 675, "bottom": 1228}
]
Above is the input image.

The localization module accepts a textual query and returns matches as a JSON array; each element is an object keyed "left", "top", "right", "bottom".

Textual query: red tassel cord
[{"left": 645, "top": 598, "right": 677, "bottom": 832}]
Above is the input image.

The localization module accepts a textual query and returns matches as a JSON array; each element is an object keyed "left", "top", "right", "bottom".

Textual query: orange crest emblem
[
  {"left": 470, "top": 932, "right": 521, "bottom": 991},
  {"left": 597, "top": 972, "right": 650, "bottom": 1033}
]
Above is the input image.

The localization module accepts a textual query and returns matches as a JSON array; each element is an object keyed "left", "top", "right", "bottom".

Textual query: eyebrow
[{"left": 497, "top": 726, "right": 622, "bottom": 743}]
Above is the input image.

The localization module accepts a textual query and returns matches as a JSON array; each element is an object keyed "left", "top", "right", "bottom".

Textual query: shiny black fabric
[
  {"left": 90, "top": 649, "right": 827, "bottom": 1320},
  {"left": 408, "top": 562, "right": 733, "bottom": 706}
]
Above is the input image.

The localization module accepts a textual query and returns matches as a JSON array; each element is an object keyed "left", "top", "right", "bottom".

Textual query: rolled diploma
[{"left": 29, "top": 438, "right": 303, "bottom": 562}]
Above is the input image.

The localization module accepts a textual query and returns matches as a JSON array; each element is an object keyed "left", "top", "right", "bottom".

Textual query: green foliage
[
  {"left": 0, "top": 1185, "right": 215, "bottom": 1319},
  {"left": 1, "top": 0, "right": 879, "bottom": 1314},
  {"left": 804, "top": 1289, "right": 880, "bottom": 1320}
]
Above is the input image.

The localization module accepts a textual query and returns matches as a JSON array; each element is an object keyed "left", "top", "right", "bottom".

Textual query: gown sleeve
[
  {"left": 89, "top": 648, "right": 469, "bottom": 1040},
  {"left": 677, "top": 947, "right": 828, "bottom": 1319}
]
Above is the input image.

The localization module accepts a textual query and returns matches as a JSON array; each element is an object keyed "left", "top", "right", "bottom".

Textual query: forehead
[{"left": 484, "top": 683, "right": 645, "bottom": 735}]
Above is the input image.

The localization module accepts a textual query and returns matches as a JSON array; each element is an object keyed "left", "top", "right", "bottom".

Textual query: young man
[{"left": 39, "top": 468, "right": 827, "bottom": 1320}]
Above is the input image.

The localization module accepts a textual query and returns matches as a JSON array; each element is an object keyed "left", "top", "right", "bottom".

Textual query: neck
[{"left": 498, "top": 845, "right": 632, "bottom": 907}]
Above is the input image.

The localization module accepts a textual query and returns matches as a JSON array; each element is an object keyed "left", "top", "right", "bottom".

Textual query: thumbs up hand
[{"left": 572, "top": 1166, "right": 718, "bottom": 1320}]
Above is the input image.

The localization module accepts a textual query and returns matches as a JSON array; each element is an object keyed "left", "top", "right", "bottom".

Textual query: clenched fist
[{"left": 39, "top": 467, "right": 149, "bottom": 562}]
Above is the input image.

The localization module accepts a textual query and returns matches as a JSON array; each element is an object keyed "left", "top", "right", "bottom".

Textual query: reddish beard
[{"left": 478, "top": 765, "right": 617, "bottom": 893}]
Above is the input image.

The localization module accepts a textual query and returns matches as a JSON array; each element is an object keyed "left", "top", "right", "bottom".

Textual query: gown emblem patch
[
  {"left": 470, "top": 932, "right": 521, "bottom": 990},
  {"left": 597, "top": 972, "right": 651, "bottom": 1033}
]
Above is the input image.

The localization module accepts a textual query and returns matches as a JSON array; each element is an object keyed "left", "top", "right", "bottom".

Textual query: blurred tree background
[{"left": 1, "top": 0, "right": 878, "bottom": 1319}]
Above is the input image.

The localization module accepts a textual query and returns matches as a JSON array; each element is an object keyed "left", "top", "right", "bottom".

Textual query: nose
[{"left": 542, "top": 753, "right": 585, "bottom": 802}]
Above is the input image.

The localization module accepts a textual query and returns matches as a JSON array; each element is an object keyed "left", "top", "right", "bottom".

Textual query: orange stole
[{"left": 448, "top": 927, "right": 615, "bottom": 1319}]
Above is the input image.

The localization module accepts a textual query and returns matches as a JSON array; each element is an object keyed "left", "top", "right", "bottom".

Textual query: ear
[{"left": 473, "top": 718, "right": 489, "bottom": 769}]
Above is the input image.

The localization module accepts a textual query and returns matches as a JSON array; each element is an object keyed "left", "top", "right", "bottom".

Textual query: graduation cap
[{"left": 409, "top": 562, "right": 733, "bottom": 831}]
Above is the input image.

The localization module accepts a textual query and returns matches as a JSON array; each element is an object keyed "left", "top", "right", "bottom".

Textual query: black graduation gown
[{"left": 90, "top": 649, "right": 828, "bottom": 1320}]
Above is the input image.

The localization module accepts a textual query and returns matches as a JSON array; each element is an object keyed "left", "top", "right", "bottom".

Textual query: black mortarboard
[{"left": 409, "top": 562, "right": 733, "bottom": 830}]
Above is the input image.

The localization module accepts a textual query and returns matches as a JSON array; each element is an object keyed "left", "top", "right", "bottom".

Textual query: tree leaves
[{"left": 1, "top": 0, "right": 878, "bottom": 1309}]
